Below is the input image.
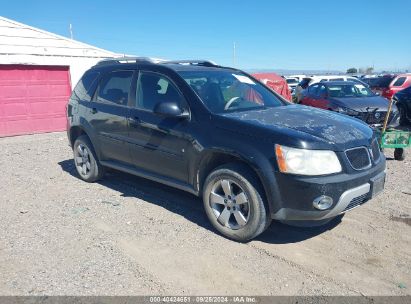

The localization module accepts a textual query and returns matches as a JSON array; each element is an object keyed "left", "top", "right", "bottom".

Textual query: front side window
[
  {"left": 136, "top": 72, "right": 184, "bottom": 111},
  {"left": 318, "top": 85, "right": 327, "bottom": 97},
  {"left": 178, "top": 70, "right": 283, "bottom": 113},
  {"left": 392, "top": 77, "right": 406, "bottom": 87},
  {"left": 308, "top": 84, "right": 319, "bottom": 95},
  {"left": 97, "top": 70, "right": 133, "bottom": 105}
]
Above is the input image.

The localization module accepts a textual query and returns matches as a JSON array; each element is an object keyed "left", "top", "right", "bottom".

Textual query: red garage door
[{"left": 0, "top": 65, "right": 71, "bottom": 137}]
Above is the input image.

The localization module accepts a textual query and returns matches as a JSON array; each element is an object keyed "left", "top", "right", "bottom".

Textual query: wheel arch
[
  {"left": 195, "top": 149, "right": 274, "bottom": 213},
  {"left": 68, "top": 121, "right": 101, "bottom": 160}
]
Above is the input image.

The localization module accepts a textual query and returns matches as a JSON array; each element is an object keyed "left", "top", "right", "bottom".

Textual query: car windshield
[
  {"left": 328, "top": 84, "right": 374, "bottom": 98},
  {"left": 178, "top": 70, "right": 284, "bottom": 113},
  {"left": 286, "top": 78, "right": 298, "bottom": 84}
]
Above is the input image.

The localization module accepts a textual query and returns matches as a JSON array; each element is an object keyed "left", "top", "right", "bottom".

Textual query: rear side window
[
  {"left": 97, "top": 70, "right": 133, "bottom": 105},
  {"left": 136, "top": 72, "right": 184, "bottom": 111},
  {"left": 71, "top": 71, "right": 100, "bottom": 101},
  {"left": 392, "top": 77, "right": 406, "bottom": 87}
]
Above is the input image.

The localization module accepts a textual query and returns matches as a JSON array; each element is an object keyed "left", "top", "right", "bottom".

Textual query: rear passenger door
[
  {"left": 87, "top": 70, "right": 134, "bottom": 164},
  {"left": 127, "top": 70, "right": 191, "bottom": 183}
]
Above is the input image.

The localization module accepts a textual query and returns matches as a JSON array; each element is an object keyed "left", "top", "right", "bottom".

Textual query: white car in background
[
  {"left": 287, "top": 74, "right": 306, "bottom": 82},
  {"left": 309, "top": 75, "right": 369, "bottom": 86}
]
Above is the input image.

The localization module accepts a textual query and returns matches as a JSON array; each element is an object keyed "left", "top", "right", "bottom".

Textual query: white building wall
[{"left": 0, "top": 16, "right": 121, "bottom": 88}]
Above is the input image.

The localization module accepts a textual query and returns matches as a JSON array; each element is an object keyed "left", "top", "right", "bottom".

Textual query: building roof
[{"left": 0, "top": 16, "right": 119, "bottom": 58}]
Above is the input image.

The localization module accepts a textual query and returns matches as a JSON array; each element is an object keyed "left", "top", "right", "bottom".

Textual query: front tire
[
  {"left": 202, "top": 163, "right": 270, "bottom": 242},
  {"left": 73, "top": 135, "right": 104, "bottom": 182}
]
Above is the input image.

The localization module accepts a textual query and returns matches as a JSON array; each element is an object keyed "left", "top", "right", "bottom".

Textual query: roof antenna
[{"left": 69, "top": 23, "right": 73, "bottom": 40}]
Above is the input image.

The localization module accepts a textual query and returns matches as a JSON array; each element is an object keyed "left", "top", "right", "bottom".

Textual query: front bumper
[{"left": 271, "top": 157, "right": 386, "bottom": 221}]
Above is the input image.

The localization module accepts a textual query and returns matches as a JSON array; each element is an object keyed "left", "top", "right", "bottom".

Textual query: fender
[{"left": 192, "top": 146, "right": 283, "bottom": 215}]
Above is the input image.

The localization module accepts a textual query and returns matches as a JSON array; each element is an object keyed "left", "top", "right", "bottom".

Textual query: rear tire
[
  {"left": 73, "top": 135, "right": 105, "bottom": 182},
  {"left": 394, "top": 148, "right": 405, "bottom": 161},
  {"left": 202, "top": 163, "right": 270, "bottom": 242}
]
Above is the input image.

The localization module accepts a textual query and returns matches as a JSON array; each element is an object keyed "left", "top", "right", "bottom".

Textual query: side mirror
[{"left": 153, "top": 101, "right": 189, "bottom": 119}]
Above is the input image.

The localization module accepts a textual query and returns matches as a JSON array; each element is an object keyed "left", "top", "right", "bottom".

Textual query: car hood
[
  {"left": 329, "top": 96, "right": 391, "bottom": 112},
  {"left": 217, "top": 105, "right": 373, "bottom": 150}
]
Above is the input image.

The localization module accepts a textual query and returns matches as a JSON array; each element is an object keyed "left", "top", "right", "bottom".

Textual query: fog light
[{"left": 313, "top": 195, "right": 333, "bottom": 210}]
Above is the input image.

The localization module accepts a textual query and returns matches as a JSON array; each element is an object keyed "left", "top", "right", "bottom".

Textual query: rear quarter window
[
  {"left": 392, "top": 77, "right": 406, "bottom": 87},
  {"left": 71, "top": 71, "right": 100, "bottom": 101}
]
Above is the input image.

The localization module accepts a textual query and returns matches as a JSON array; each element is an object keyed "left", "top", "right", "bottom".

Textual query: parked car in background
[
  {"left": 285, "top": 77, "right": 299, "bottom": 95},
  {"left": 362, "top": 75, "right": 396, "bottom": 98},
  {"left": 295, "top": 75, "right": 368, "bottom": 103},
  {"left": 287, "top": 75, "right": 306, "bottom": 83},
  {"left": 67, "top": 58, "right": 386, "bottom": 241},
  {"left": 393, "top": 85, "right": 411, "bottom": 125},
  {"left": 310, "top": 75, "right": 369, "bottom": 86},
  {"left": 384, "top": 74, "right": 411, "bottom": 100},
  {"left": 300, "top": 81, "right": 400, "bottom": 128}
]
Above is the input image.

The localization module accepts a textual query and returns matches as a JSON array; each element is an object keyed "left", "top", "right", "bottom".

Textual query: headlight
[
  {"left": 335, "top": 106, "right": 359, "bottom": 116},
  {"left": 275, "top": 145, "right": 342, "bottom": 176}
]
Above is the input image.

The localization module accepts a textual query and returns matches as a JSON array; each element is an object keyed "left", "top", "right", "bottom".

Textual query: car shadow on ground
[{"left": 59, "top": 159, "right": 342, "bottom": 244}]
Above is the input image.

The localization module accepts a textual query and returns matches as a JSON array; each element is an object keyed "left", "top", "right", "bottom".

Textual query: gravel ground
[{"left": 0, "top": 132, "right": 410, "bottom": 296}]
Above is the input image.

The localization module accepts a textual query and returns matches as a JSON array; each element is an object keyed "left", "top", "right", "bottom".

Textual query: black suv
[{"left": 67, "top": 58, "right": 386, "bottom": 241}]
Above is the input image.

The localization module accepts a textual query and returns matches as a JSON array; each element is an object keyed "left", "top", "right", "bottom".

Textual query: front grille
[
  {"left": 345, "top": 147, "right": 371, "bottom": 170},
  {"left": 370, "top": 139, "right": 381, "bottom": 161},
  {"left": 344, "top": 193, "right": 368, "bottom": 212}
]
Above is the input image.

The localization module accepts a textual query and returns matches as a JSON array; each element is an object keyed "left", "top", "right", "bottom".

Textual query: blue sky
[{"left": 2, "top": 0, "right": 410, "bottom": 71}]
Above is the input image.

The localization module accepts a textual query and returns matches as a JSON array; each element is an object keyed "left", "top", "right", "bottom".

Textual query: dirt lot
[{"left": 0, "top": 132, "right": 410, "bottom": 296}]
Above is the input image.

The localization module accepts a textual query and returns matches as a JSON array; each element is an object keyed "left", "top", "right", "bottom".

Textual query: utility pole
[
  {"left": 233, "top": 41, "right": 236, "bottom": 67},
  {"left": 69, "top": 23, "right": 73, "bottom": 40}
]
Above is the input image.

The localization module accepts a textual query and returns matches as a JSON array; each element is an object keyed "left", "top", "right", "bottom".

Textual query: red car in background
[
  {"left": 382, "top": 74, "right": 411, "bottom": 100},
  {"left": 252, "top": 73, "right": 292, "bottom": 101}
]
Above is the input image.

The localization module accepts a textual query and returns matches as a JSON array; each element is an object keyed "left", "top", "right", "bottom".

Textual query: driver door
[{"left": 127, "top": 71, "right": 191, "bottom": 183}]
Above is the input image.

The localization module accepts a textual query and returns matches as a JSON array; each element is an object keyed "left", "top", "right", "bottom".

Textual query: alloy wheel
[
  {"left": 209, "top": 179, "right": 250, "bottom": 230},
  {"left": 74, "top": 144, "right": 92, "bottom": 177}
]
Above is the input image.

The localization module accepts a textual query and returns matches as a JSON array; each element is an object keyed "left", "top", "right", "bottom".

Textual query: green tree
[{"left": 346, "top": 68, "right": 358, "bottom": 74}]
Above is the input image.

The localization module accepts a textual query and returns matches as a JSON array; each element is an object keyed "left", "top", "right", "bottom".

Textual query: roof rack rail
[
  {"left": 161, "top": 60, "right": 218, "bottom": 67},
  {"left": 96, "top": 56, "right": 157, "bottom": 66}
]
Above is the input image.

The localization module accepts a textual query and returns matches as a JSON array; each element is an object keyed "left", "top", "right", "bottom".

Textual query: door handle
[
  {"left": 91, "top": 107, "right": 98, "bottom": 114},
  {"left": 128, "top": 117, "right": 142, "bottom": 126}
]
